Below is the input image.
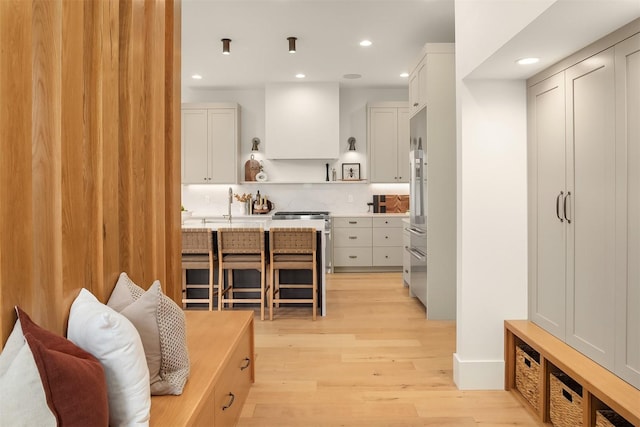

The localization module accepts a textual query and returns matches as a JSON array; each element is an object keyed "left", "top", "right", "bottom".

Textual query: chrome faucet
[{"left": 224, "top": 187, "right": 233, "bottom": 224}]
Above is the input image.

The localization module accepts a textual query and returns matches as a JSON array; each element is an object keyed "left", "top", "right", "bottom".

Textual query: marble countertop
[{"left": 182, "top": 217, "right": 326, "bottom": 231}]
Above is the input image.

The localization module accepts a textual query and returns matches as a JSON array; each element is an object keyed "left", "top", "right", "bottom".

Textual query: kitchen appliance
[
  {"left": 407, "top": 106, "right": 428, "bottom": 310},
  {"left": 272, "top": 211, "right": 332, "bottom": 272}
]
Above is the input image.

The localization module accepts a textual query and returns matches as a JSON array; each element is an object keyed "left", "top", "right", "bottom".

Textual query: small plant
[{"left": 234, "top": 193, "right": 252, "bottom": 202}]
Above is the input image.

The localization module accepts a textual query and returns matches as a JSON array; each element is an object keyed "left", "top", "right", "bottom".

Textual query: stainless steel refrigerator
[{"left": 408, "top": 106, "right": 428, "bottom": 309}]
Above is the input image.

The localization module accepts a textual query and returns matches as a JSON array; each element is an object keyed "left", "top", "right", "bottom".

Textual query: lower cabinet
[
  {"left": 150, "top": 311, "right": 254, "bottom": 427},
  {"left": 505, "top": 320, "right": 640, "bottom": 427},
  {"left": 333, "top": 216, "right": 404, "bottom": 270}
]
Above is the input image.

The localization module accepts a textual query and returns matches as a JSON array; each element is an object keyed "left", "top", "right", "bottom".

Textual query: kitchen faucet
[{"left": 224, "top": 187, "right": 233, "bottom": 224}]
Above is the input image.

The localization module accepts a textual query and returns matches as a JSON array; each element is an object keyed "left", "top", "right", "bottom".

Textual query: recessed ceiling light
[
  {"left": 191, "top": 74, "right": 203, "bottom": 80},
  {"left": 516, "top": 57, "right": 540, "bottom": 65},
  {"left": 295, "top": 73, "right": 306, "bottom": 79},
  {"left": 400, "top": 72, "right": 409, "bottom": 78},
  {"left": 359, "top": 40, "right": 372, "bottom": 47},
  {"left": 343, "top": 74, "right": 362, "bottom": 80}
]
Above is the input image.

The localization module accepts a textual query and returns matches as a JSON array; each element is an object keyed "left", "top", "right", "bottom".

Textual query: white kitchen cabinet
[
  {"left": 529, "top": 48, "right": 616, "bottom": 370},
  {"left": 372, "top": 217, "right": 403, "bottom": 267},
  {"left": 565, "top": 47, "right": 616, "bottom": 370},
  {"left": 333, "top": 217, "right": 372, "bottom": 268},
  {"left": 182, "top": 103, "right": 238, "bottom": 184},
  {"left": 333, "top": 215, "right": 405, "bottom": 270},
  {"left": 368, "top": 102, "right": 409, "bottom": 183},
  {"left": 614, "top": 32, "right": 640, "bottom": 389},
  {"left": 527, "top": 22, "right": 640, "bottom": 387},
  {"left": 527, "top": 73, "right": 567, "bottom": 340},
  {"left": 408, "top": 57, "right": 426, "bottom": 117}
]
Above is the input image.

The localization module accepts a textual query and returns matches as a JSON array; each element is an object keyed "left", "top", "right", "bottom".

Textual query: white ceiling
[{"left": 181, "top": 0, "right": 455, "bottom": 90}]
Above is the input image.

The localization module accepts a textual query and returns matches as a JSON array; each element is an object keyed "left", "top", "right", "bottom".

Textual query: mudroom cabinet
[{"left": 527, "top": 22, "right": 639, "bottom": 388}]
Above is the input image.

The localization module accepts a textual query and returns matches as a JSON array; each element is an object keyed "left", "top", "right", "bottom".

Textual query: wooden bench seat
[
  {"left": 151, "top": 311, "right": 254, "bottom": 426},
  {"left": 505, "top": 320, "right": 640, "bottom": 426}
]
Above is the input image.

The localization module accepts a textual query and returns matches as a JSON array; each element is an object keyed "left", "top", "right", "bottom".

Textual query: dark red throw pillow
[{"left": 16, "top": 307, "right": 109, "bottom": 427}]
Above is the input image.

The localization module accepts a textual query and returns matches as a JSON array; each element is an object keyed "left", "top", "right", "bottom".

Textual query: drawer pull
[
  {"left": 222, "top": 392, "right": 235, "bottom": 411},
  {"left": 348, "top": 221, "right": 357, "bottom": 224},
  {"left": 240, "top": 357, "right": 251, "bottom": 371},
  {"left": 349, "top": 255, "right": 357, "bottom": 259},
  {"left": 349, "top": 236, "right": 357, "bottom": 239}
]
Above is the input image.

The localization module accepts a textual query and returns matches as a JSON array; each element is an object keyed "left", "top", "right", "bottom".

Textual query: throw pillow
[
  {"left": 17, "top": 307, "right": 109, "bottom": 426},
  {"left": 0, "top": 312, "right": 56, "bottom": 427},
  {"left": 108, "top": 272, "right": 190, "bottom": 395},
  {"left": 68, "top": 288, "right": 150, "bottom": 427}
]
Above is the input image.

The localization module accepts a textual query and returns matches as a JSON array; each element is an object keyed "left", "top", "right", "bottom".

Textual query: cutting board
[
  {"left": 244, "top": 157, "right": 260, "bottom": 181},
  {"left": 373, "top": 195, "right": 409, "bottom": 213}
]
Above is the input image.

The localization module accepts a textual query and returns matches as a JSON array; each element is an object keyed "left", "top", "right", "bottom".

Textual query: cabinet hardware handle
[
  {"left": 413, "top": 102, "right": 419, "bottom": 107},
  {"left": 385, "top": 236, "right": 389, "bottom": 239},
  {"left": 349, "top": 236, "right": 357, "bottom": 239},
  {"left": 408, "top": 247, "right": 426, "bottom": 261},
  {"left": 348, "top": 221, "right": 357, "bottom": 224},
  {"left": 240, "top": 357, "right": 251, "bottom": 371},
  {"left": 407, "top": 227, "right": 426, "bottom": 236},
  {"left": 222, "top": 392, "right": 235, "bottom": 410},
  {"left": 556, "top": 191, "right": 564, "bottom": 222},
  {"left": 563, "top": 191, "right": 571, "bottom": 224},
  {"left": 349, "top": 255, "right": 357, "bottom": 259}
]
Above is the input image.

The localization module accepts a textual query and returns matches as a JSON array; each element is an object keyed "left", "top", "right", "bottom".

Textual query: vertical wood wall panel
[
  {"left": 0, "top": 0, "right": 180, "bottom": 345},
  {"left": 0, "top": 1, "right": 34, "bottom": 341},
  {"left": 32, "top": 0, "right": 63, "bottom": 331},
  {"left": 165, "top": 0, "right": 181, "bottom": 303}
]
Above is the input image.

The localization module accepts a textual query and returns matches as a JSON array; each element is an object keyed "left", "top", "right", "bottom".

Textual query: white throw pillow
[
  {"left": 108, "top": 272, "right": 190, "bottom": 395},
  {"left": 68, "top": 288, "right": 150, "bottom": 427},
  {"left": 0, "top": 317, "right": 56, "bottom": 427}
]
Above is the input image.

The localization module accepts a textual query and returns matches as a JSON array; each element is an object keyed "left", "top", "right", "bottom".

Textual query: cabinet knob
[{"left": 413, "top": 102, "right": 419, "bottom": 107}]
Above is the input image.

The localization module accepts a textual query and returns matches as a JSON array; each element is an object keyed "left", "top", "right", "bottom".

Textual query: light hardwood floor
[{"left": 238, "top": 272, "right": 540, "bottom": 426}]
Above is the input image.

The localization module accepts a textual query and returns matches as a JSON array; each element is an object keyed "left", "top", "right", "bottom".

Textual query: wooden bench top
[
  {"left": 150, "top": 310, "right": 254, "bottom": 426},
  {"left": 505, "top": 320, "right": 640, "bottom": 425}
]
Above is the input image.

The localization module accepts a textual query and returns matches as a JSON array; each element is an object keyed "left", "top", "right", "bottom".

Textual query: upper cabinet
[
  {"left": 265, "top": 83, "right": 339, "bottom": 159},
  {"left": 368, "top": 102, "right": 409, "bottom": 183},
  {"left": 408, "top": 58, "right": 426, "bottom": 116},
  {"left": 182, "top": 103, "right": 239, "bottom": 184}
]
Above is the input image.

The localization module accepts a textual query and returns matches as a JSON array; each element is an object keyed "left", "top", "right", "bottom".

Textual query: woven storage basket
[
  {"left": 595, "top": 410, "right": 633, "bottom": 427},
  {"left": 550, "top": 372, "right": 583, "bottom": 427},
  {"left": 515, "top": 344, "right": 540, "bottom": 410}
]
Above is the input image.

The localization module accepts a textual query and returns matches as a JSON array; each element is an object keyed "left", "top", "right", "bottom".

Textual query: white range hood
[{"left": 265, "top": 82, "right": 339, "bottom": 159}]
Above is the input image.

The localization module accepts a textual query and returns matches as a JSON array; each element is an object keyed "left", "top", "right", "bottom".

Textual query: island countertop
[{"left": 182, "top": 217, "right": 326, "bottom": 231}]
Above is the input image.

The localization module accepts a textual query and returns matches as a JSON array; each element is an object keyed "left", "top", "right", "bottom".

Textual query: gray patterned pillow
[{"left": 108, "top": 272, "right": 190, "bottom": 395}]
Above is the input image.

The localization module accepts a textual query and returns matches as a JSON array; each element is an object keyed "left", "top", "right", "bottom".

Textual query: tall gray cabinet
[{"left": 528, "top": 22, "right": 640, "bottom": 388}]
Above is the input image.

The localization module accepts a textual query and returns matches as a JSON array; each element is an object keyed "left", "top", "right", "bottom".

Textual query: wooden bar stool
[
  {"left": 181, "top": 228, "right": 217, "bottom": 310},
  {"left": 268, "top": 227, "right": 317, "bottom": 320},
  {"left": 217, "top": 227, "right": 268, "bottom": 320}
]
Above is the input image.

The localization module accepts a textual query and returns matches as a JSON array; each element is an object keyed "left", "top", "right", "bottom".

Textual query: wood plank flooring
[{"left": 237, "top": 272, "right": 541, "bottom": 426}]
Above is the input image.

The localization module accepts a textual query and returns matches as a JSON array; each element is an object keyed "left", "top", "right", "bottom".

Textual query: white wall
[
  {"left": 453, "top": 0, "right": 542, "bottom": 389},
  {"left": 181, "top": 86, "right": 408, "bottom": 214}
]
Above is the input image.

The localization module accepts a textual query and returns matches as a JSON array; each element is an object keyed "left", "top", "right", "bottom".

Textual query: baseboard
[{"left": 453, "top": 353, "right": 505, "bottom": 390}]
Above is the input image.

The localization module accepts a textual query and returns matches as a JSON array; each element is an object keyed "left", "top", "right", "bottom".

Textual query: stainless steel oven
[{"left": 272, "top": 211, "right": 332, "bottom": 272}]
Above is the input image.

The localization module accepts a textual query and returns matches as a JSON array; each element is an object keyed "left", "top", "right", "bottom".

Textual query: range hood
[{"left": 265, "top": 82, "right": 339, "bottom": 159}]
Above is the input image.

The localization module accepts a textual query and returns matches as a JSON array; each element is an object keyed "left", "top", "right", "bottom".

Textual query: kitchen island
[{"left": 182, "top": 217, "right": 327, "bottom": 316}]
